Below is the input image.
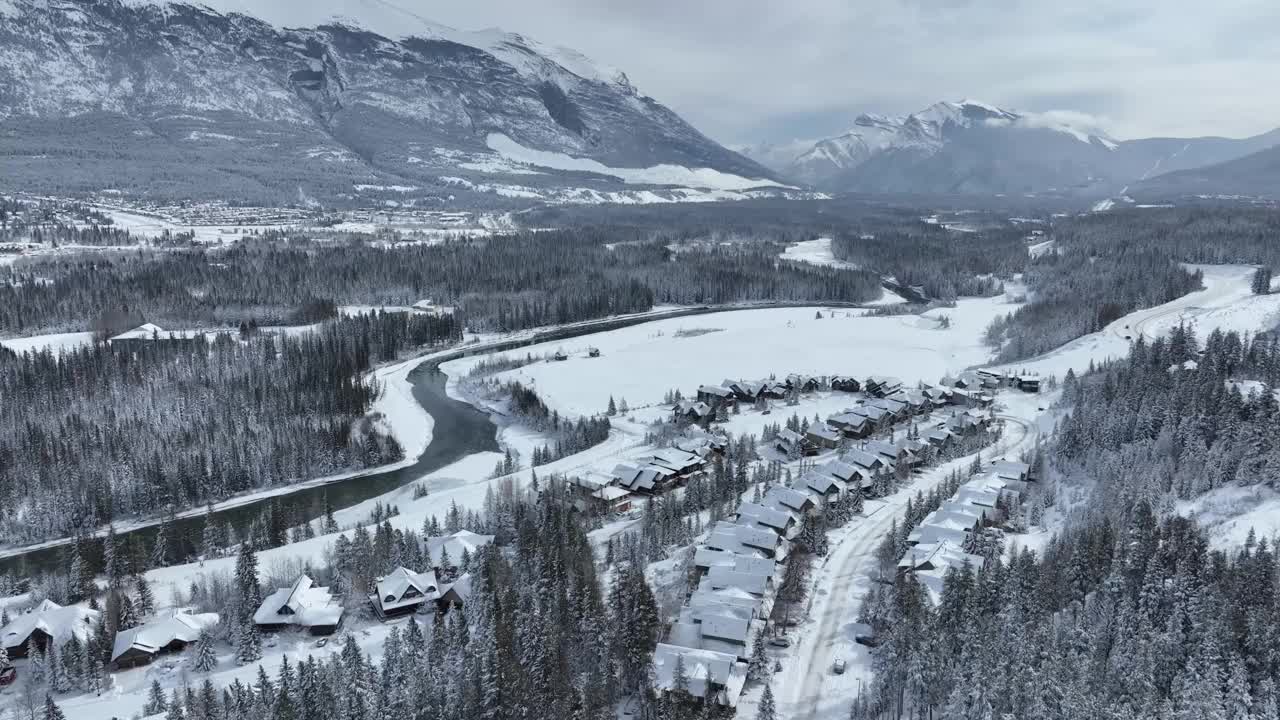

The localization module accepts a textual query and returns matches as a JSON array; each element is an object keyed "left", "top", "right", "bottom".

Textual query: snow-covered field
[
  {"left": 778, "top": 238, "right": 904, "bottom": 306},
  {"left": 486, "top": 133, "right": 787, "bottom": 191},
  {"left": 988, "top": 264, "right": 1265, "bottom": 379},
  {"left": 448, "top": 296, "right": 1022, "bottom": 420}
]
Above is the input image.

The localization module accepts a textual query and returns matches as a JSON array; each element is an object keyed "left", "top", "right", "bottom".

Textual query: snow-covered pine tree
[
  {"left": 758, "top": 683, "right": 777, "bottom": 720},
  {"left": 135, "top": 575, "right": 155, "bottom": 618},
  {"left": 144, "top": 679, "right": 168, "bottom": 715},
  {"left": 190, "top": 627, "right": 218, "bottom": 672}
]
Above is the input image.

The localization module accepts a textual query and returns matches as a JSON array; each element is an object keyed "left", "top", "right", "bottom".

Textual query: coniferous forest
[
  {"left": 0, "top": 314, "right": 469, "bottom": 544},
  {"left": 853, "top": 327, "right": 1280, "bottom": 720}
]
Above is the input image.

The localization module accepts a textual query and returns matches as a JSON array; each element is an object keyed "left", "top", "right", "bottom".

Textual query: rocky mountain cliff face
[
  {"left": 745, "top": 99, "right": 1280, "bottom": 197},
  {"left": 0, "top": 0, "right": 776, "bottom": 205}
]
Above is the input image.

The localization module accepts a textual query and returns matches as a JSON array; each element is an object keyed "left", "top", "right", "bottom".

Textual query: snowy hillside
[{"left": 0, "top": 0, "right": 775, "bottom": 205}]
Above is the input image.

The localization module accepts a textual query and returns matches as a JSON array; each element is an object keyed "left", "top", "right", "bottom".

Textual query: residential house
[
  {"left": 991, "top": 460, "right": 1031, "bottom": 483},
  {"left": 253, "top": 576, "right": 344, "bottom": 635},
  {"left": 647, "top": 448, "right": 707, "bottom": 481},
  {"left": 111, "top": 612, "right": 220, "bottom": 668},
  {"left": 705, "top": 522, "right": 786, "bottom": 560},
  {"left": 370, "top": 567, "right": 439, "bottom": 620},
  {"left": 907, "top": 509, "right": 981, "bottom": 546},
  {"left": 793, "top": 470, "right": 845, "bottom": 505},
  {"left": 866, "top": 439, "right": 914, "bottom": 468},
  {"left": 829, "top": 376, "right": 861, "bottom": 393},
  {"left": 733, "top": 502, "right": 797, "bottom": 539},
  {"left": 774, "top": 428, "right": 815, "bottom": 457},
  {"left": 702, "top": 565, "right": 773, "bottom": 598},
  {"left": 806, "top": 424, "right": 843, "bottom": 449},
  {"left": 697, "top": 384, "right": 735, "bottom": 408},
  {"left": 107, "top": 323, "right": 203, "bottom": 349},
  {"left": 426, "top": 530, "right": 495, "bottom": 570},
  {"left": 869, "top": 397, "right": 908, "bottom": 421},
  {"left": 436, "top": 573, "right": 473, "bottom": 611},
  {"left": 1017, "top": 375, "right": 1041, "bottom": 392},
  {"left": 826, "top": 411, "right": 871, "bottom": 438},
  {"left": 865, "top": 375, "right": 903, "bottom": 397},
  {"left": 785, "top": 374, "right": 821, "bottom": 393},
  {"left": 1, "top": 600, "right": 100, "bottom": 659},
  {"left": 898, "top": 540, "right": 986, "bottom": 605},
  {"left": 763, "top": 486, "right": 817, "bottom": 518},
  {"left": 653, "top": 643, "right": 748, "bottom": 707},
  {"left": 673, "top": 400, "right": 715, "bottom": 426}
]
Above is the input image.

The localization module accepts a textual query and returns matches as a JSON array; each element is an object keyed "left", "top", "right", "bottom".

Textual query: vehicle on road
[
  {"left": 769, "top": 637, "right": 791, "bottom": 648},
  {"left": 315, "top": 638, "right": 329, "bottom": 648},
  {"left": 833, "top": 659, "right": 847, "bottom": 674}
]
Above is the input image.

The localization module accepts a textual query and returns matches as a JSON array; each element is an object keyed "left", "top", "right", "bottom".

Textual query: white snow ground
[
  {"left": 486, "top": 133, "right": 787, "bottom": 191},
  {"left": 988, "top": 264, "right": 1266, "bottom": 380},
  {"left": 455, "top": 296, "right": 1023, "bottom": 420}
]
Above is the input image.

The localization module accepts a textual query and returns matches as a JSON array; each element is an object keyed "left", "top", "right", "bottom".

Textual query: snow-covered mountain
[
  {"left": 747, "top": 99, "right": 1280, "bottom": 196},
  {"left": 0, "top": 0, "right": 779, "bottom": 205}
]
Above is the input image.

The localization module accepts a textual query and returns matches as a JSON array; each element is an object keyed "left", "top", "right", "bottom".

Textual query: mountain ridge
[
  {"left": 744, "top": 99, "right": 1280, "bottom": 196},
  {"left": 0, "top": 0, "right": 778, "bottom": 205}
]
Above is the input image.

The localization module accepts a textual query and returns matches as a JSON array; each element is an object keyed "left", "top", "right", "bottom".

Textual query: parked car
[
  {"left": 833, "top": 659, "right": 847, "bottom": 674},
  {"left": 768, "top": 637, "right": 791, "bottom": 648},
  {"left": 0, "top": 665, "right": 16, "bottom": 687},
  {"left": 314, "top": 638, "right": 329, "bottom": 648}
]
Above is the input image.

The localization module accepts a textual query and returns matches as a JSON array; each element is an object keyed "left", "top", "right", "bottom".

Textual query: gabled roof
[
  {"left": 806, "top": 425, "right": 842, "bottom": 443},
  {"left": 763, "top": 485, "right": 813, "bottom": 513},
  {"left": 1, "top": 600, "right": 100, "bottom": 651},
  {"left": 706, "top": 522, "right": 781, "bottom": 556},
  {"left": 703, "top": 566, "right": 770, "bottom": 596},
  {"left": 253, "top": 575, "right": 343, "bottom": 628},
  {"left": 374, "top": 567, "right": 439, "bottom": 611},
  {"left": 844, "top": 450, "right": 886, "bottom": 471},
  {"left": 698, "top": 384, "right": 735, "bottom": 398},
  {"left": 865, "top": 440, "right": 904, "bottom": 459},
  {"left": 827, "top": 412, "right": 868, "bottom": 429},
  {"left": 653, "top": 644, "right": 747, "bottom": 706},
  {"left": 734, "top": 502, "right": 792, "bottom": 531},
  {"left": 991, "top": 460, "right": 1031, "bottom": 480},
  {"left": 794, "top": 470, "right": 841, "bottom": 497},
  {"left": 426, "top": 530, "right": 495, "bottom": 568},
  {"left": 850, "top": 405, "right": 888, "bottom": 421},
  {"left": 111, "top": 612, "right": 219, "bottom": 662},
  {"left": 648, "top": 448, "right": 704, "bottom": 473}
]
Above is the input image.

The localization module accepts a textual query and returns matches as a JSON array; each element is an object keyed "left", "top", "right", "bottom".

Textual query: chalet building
[
  {"left": 891, "top": 390, "right": 931, "bottom": 415},
  {"left": 0, "top": 600, "right": 99, "bottom": 659},
  {"left": 370, "top": 567, "right": 439, "bottom": 620},
  {"left": 829, "top": 375, "right": 861, "bottom": 393},
  {"left": 645, "top": 448, "right": 707, "bottom": 481},
  {"left": 785, "top": 374, "right": 821, "bottom": 393},
  {"left": 763, "top": 485, "right": 817, "bottom": 517},
  {"left": 991, "top": 460, "right": 1031, "bottom": 483},
  {"left": 921, "top": 385, "right": 954, "bottom": 407},
  {"left": 110, "top": 612, "right": 219, "bottom": 668},
  {"left": 436, "top": 573, "right": 473, "bottom": 611},
  {"left": 794, "top": 469, "right": 846, "bottom": 504},
  {"left": 898, "top": 540, "right": 986, "bottom": 605},
  {"left": 869, "top": 397, "right": 909, "bottom": 421},
  {"left": 676, "top": 434, "right": 727, "bottom": 457},
  {"left": 107, "top": 323, "right": 203, "bottom": 350},
  {"left": 653, "top": 643, "right": 747, "bottom": 708},
  {"left": 610, "top": 461, "right": 675, "bottom": 494},
  {"left": 907, "top": 509, "right": 981, "bottom": 546},
  {"left": 805, "top": 424, "right": 842, "bottom": 450},
  {"left": 697, "top": 384, "right": 735, "bottom": 407},
  {"left": 761, "top": 381, "right": 789, "bottom": 400},
  {"left": 705, "top": 521, "right": 786, "bottom": 560},
  {"left": 733, "top": 502, "right": 797, "bottom": 539},
  {"left": 845, "top": 449, "right": 889, "bottom": 481},
  {"left": 774, "top": 428, "right": 813, "bottom": 457},
  {"left": 864, "top": 375, "right": 903, "bottom": 398},
  {"left": 850, "top": 404, "right": 891, "bottom": 431},
  {"left": 826, "top": 412, "right": 871, "bottom": 439},
  {"left": 924, "top": 427, "right": 957, "bottom": 448},
  {"left": 673, "top": 399, "right": 715, "bottom": 426},
  {"left": 1017, "top": 375, "right": 1041, "bottom": 393},
  {"left": 721, "top": 379, "right": 765, "bottom": 402},
  {"left": 253, "top": 576, "right": 344, "bottom": 635},
  {"left": 823, "top": 460, "right": 865, "bottom": 491},
  {"left": 426, "top": 530, "right": 495, "bottom": 570}
]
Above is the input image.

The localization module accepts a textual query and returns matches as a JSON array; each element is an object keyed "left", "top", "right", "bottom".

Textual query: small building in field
[
  {"left": 370, "top": 567, "right": 440, "bottom": 620},
  {"left": 110, "top": 612, "right": 220, "bottom": 668},
  {"left": 674, "top": 399, "right": 715, "bottom": 426},
  {"left": 588, "top": 347, "right": 601, "bottom": 358},
  {"left": 552, "top": 350, "right": 568, "bottom": 361},
  {"left": 253, "top": 576, "right": 344, "bottom": 635},
  {"left": 108, "top": 323, "right": 203, "bottom": 350},
  {"left": 1017, "top": 375, "right": 1041, "bottom": 393},
  {"left": 592, "top": 484, "right": 635, "bottom": 514}
]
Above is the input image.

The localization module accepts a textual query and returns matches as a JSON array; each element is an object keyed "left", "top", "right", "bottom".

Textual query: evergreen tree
[
  {"left": 135, "top": 575, "right": 155, "bottom": 617},
  {"left": 42, "top": 695, "right": 67, "bottom": 720},
  {"left": 758, "top": 683, "right": 777, "bottom": 720},
  {"left": 144, "top": 679, "right": 169, "bottom": 715}
]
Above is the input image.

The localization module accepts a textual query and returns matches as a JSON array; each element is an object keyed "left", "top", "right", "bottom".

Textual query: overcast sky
[{"left": 408, "top": 0, "right": 1280, "bottom": 146}]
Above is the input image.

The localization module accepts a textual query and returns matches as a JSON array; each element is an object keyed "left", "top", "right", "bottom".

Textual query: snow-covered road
[{"left": 778, "top": 417, "right": 1036, "bottom": 720}]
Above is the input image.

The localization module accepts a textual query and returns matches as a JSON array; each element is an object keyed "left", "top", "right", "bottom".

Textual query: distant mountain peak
[{"left": 737, "top": 98, "right": 1278, "bottom": 197}]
